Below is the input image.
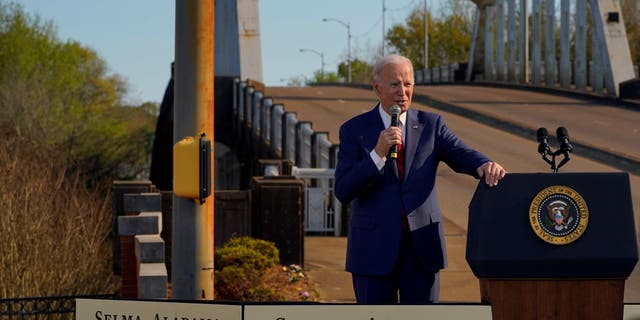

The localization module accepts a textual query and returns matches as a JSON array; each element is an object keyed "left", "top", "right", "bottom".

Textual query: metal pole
[
  {"left": 382, "top": 0, "right": 386, "bottom": 57},
  {"left": 559, "top": 0, "right": 570, "bottom": 88},
  {"left": 496, "top": 0, "right": 505, "bottom": 81},
  {"left": 575, "top": 0, "right": 587, "bottom": 90},
  {"left": 520, "top": 0, "right": 529, "bottom": 83},
  {"left": 322, "top": 18, "right": 352, "bottom": 83},
  {"left": 347, "top": 23, "right": 352, "bottom": 83},
  {"left": 424, "top": 0, "right": 429, "bottom": 69},
  {"left": 173, "top": 0, "right": 215, "bottom": 300},
  {"left": 300, "top": 48, "right": 325, "bottom": 80}
]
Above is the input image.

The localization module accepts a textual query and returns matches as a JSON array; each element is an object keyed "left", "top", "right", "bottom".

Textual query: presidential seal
[{"left": 529, "top": 185, "right": 589, "bottom": 245}]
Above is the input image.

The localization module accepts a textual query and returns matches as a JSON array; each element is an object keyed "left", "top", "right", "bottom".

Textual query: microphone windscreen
[
  {"left": 390, "top": 105, "right": 401, "bottom": 116},
  {"left": 537, "top": 127, "right": 548, "bottom": 140},
  {"left": 556, "top": 126, "right": 569, "bottom": 139}
]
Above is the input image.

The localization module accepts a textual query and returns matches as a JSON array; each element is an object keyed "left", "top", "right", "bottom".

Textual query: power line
[{"left": 353, "top": 15, "right": 383, "bottom": 39}]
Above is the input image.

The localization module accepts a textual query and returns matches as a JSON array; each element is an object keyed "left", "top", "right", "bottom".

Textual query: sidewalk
[{"left": 304, "top": 217, "right": 480, "bottom": 303}]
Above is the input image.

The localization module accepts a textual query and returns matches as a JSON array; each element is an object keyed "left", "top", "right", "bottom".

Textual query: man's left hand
[{"left": 477, "top": 162, "right": 506, "bottom": 187}]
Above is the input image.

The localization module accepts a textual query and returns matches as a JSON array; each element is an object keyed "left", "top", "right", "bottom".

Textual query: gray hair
[{"left": 372, "top": 54, "right": 414, "bottom": 83}]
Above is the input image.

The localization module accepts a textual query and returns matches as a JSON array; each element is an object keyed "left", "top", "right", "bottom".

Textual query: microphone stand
[
  {"left": 553, "top": 149, "right": 571, "bottom": 172},
  {"left": 538, "top": 133, "right": 572, "bottom": 173},
  {"left": 539, "top": 148, "right": 557, "bottom": 173}
]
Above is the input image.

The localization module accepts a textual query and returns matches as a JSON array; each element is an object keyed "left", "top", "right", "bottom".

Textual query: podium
[{"left": 467, "top": 173, "right": 638, "bottom": 320}]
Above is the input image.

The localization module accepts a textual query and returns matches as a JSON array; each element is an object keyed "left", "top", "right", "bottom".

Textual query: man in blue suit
[{"left": 335, "top": 54, "right": 505, "bottom": 304}]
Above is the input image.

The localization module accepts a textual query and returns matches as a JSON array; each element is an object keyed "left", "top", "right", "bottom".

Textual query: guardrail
[
  {"left": 232, "top": 79, "right": 341, "bottom": 235},
  {"left": 232, "top": 79, "right": 339, "bottom": 170},
  {"left": 414, "top": 62, "right": 638, "bottom": 86},
  {"left": 415, "top": 63, "right": 465, "bottom": 84}
]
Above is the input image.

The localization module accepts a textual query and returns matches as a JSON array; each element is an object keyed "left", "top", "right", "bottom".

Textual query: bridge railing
[
  {"left": 465, "top": 0, "right": 638, "bottom": 98},
  {"left": 415, "top": 63, "right": 465, "bottom": 84},
  {"left": 233, "top": 79, "right": 342, "bottom": 235}
]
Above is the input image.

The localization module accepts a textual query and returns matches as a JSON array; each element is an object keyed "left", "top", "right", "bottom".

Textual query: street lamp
[
  {"left": 322, "top": 17, "right": 351, "bottom": 83},
  {"left": 299, "top": 48, "right": 325, "bottom": 80}
]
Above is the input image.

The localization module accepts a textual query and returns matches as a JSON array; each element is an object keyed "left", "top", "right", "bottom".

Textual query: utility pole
[
  {"left": 173, "top": 0, "right": 215, "bottom": 300},
  {"left": 382, "top": 0, "right": 386, "bottom": 57},
  {"left": 424, "top": 0, "right": 429, "bottom": 69}
]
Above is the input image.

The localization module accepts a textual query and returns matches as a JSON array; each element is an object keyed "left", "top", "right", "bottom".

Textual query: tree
[
  {"left": 309, "top": 70, "right": 340, "bottom": 84},
  {"left": 338, "top": 58, "right": 374, "bottom": 83},
  {"left": 385, "top": 0, "right": 475, "bottom": 69},
  {"left": 0, "top": 1, "right": 156, "bottom": 183},
  {"left": 621, "top": 0, "right": 639, "bottom": 66}
]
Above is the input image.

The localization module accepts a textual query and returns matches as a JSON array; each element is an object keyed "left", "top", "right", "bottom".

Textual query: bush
[
  {"left": 214, "top": 237, "right": 279, "bottom": 271},
  {"left": 214, "top": 237, "right": 319, "bottom": 302},
  {"left": 214, "top": 237, "right": 280, "bottom": 300}
]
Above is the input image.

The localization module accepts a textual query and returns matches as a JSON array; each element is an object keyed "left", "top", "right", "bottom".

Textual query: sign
[
  {"left": 244, "top": 304, "right": 492, "bottom": 320},
  {"left": 76, "top": 299, "right": 242, "bottom": 320}
]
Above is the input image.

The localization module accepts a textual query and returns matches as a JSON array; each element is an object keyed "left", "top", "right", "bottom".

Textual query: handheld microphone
[
  {"left": 556, "top": 127, "right": 573, "bottom": 153},
  {"left": 389, "top": 105, "right": 401, "bottom": 159},
  {"left": 536, "top": 127, "right": 550, "bottom": 155}
]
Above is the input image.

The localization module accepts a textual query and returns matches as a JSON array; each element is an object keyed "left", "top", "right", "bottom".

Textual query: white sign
[
  {"left": 76, "top": 299, "right": 242, "bottom": 320},
  {"left": 243, "top": 304, "right": 492, "bottom": 320}
]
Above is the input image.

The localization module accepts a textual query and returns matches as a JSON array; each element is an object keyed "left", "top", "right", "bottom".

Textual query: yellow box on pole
[{"left": 173, "top": 134, "right": 211, "bottom": 204}]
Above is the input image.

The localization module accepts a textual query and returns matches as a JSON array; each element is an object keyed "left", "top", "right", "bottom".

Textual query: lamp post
[
  {"left": 299, "top": 48, "right": 325, "bottom": 80},
  {"left": 322, "top": 18, "right": 351, "bottom": 83}
]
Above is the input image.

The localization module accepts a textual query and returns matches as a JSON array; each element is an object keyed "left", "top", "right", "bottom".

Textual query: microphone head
[
  {"left": 536, "top": 127, "right": 549, "bottom": 142},
  {"left": 556, "top": 126, "right": 573, "bottom": 152},
  {"left": 390, "top": 105, "right": 401, "bottom": 116},
  {"left": 556, "top": 126, "right": 569, "bottom": 139}
]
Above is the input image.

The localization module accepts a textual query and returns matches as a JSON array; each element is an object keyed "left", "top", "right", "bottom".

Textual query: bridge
[
  {"left": 156, "top": 0, "right": 640, "bottom": 305},
  {"left": 220, "top": 79, "right": 640, "bottom": 302}
]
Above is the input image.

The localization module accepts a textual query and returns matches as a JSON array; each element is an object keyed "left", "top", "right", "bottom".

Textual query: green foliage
[
  {"left": 309, "top": 70, "right": 340, "bottom": 84},
  {"left": 622, "top": 0, "right": 639, "bottom": 66},
  {"left": 247, "top": 287, "right": 285, "bottom": 302},
  {"left": 214, "top": 237, "right": 281, "bottom": 300},
  {"left": 215, "top": 265, "right": 262, "bottom": 300},
  {"left": 215, "top": 236, "right": 280, "bottom": 269},
  {"left": 0, "top": 1, "right": 157, "bottom": 183},
  {"left": 386, "top": 1, "right": 475, "bottom": 69},
  {"left": 338, "top": 58, "right": 374, "bottom": 83},
  {"left": 386, "top": 9, "right": 430, "bottom": 69}
]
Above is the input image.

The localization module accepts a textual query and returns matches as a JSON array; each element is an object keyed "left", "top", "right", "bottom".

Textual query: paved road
[{"left": 266, "top": 85, "right": 640, "bottom": 303}]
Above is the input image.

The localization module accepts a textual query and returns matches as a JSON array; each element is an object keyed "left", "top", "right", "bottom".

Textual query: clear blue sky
[{"left": 18, "top": 0, "right": 446, "bottom": 104}]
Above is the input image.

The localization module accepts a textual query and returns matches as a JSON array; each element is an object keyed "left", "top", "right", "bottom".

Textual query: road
[{"left": 266, "top": 84, "right": 640, "bottom": 303}]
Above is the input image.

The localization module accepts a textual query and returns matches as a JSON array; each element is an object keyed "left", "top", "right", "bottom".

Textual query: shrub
[
  {"left": 214, "top": 265, "right": 261, "bottom": 300},
  {"left": 214, "top": 237, "right": 280, "bottom": 300},
  {"left": 214, "top": 237, "right": 279, "bottom": 271},
  {"left": 247, "top": 287, "right": 285, "bottom": 302}
]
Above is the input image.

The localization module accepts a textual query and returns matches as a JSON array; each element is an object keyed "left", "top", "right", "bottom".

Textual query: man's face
[{"left": 373, "top": 62, "right": 414, "bottom": 114}]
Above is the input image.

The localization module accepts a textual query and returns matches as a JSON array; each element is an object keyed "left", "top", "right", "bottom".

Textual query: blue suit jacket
[{"left": 335, "top": 106, "right": 490, "bottom": 275}]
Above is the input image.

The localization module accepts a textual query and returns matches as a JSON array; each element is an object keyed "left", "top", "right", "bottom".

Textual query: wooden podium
[{"left": 467, "top": 173, "right": 638, "bottom": 320}]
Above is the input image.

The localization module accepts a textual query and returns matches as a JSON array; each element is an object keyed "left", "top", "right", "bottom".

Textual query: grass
[
  {"left": 0, "top": 138, "right": 319, "bottom": 305},
  {"left": 0, "top": 139, "right": 118, "bottom": 299}
]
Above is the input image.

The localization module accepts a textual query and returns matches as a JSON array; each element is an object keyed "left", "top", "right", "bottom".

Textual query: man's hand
[
  {"left": 374, "top": 127, "right": 402, "bottom": 158},
  {"left": 477, "top": 161, "right": 506, "bottom": 187}
]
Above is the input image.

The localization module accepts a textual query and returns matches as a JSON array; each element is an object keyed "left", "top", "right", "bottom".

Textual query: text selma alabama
[{"left": 95, "top": 310, "right": 219, "bottom": 320}]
